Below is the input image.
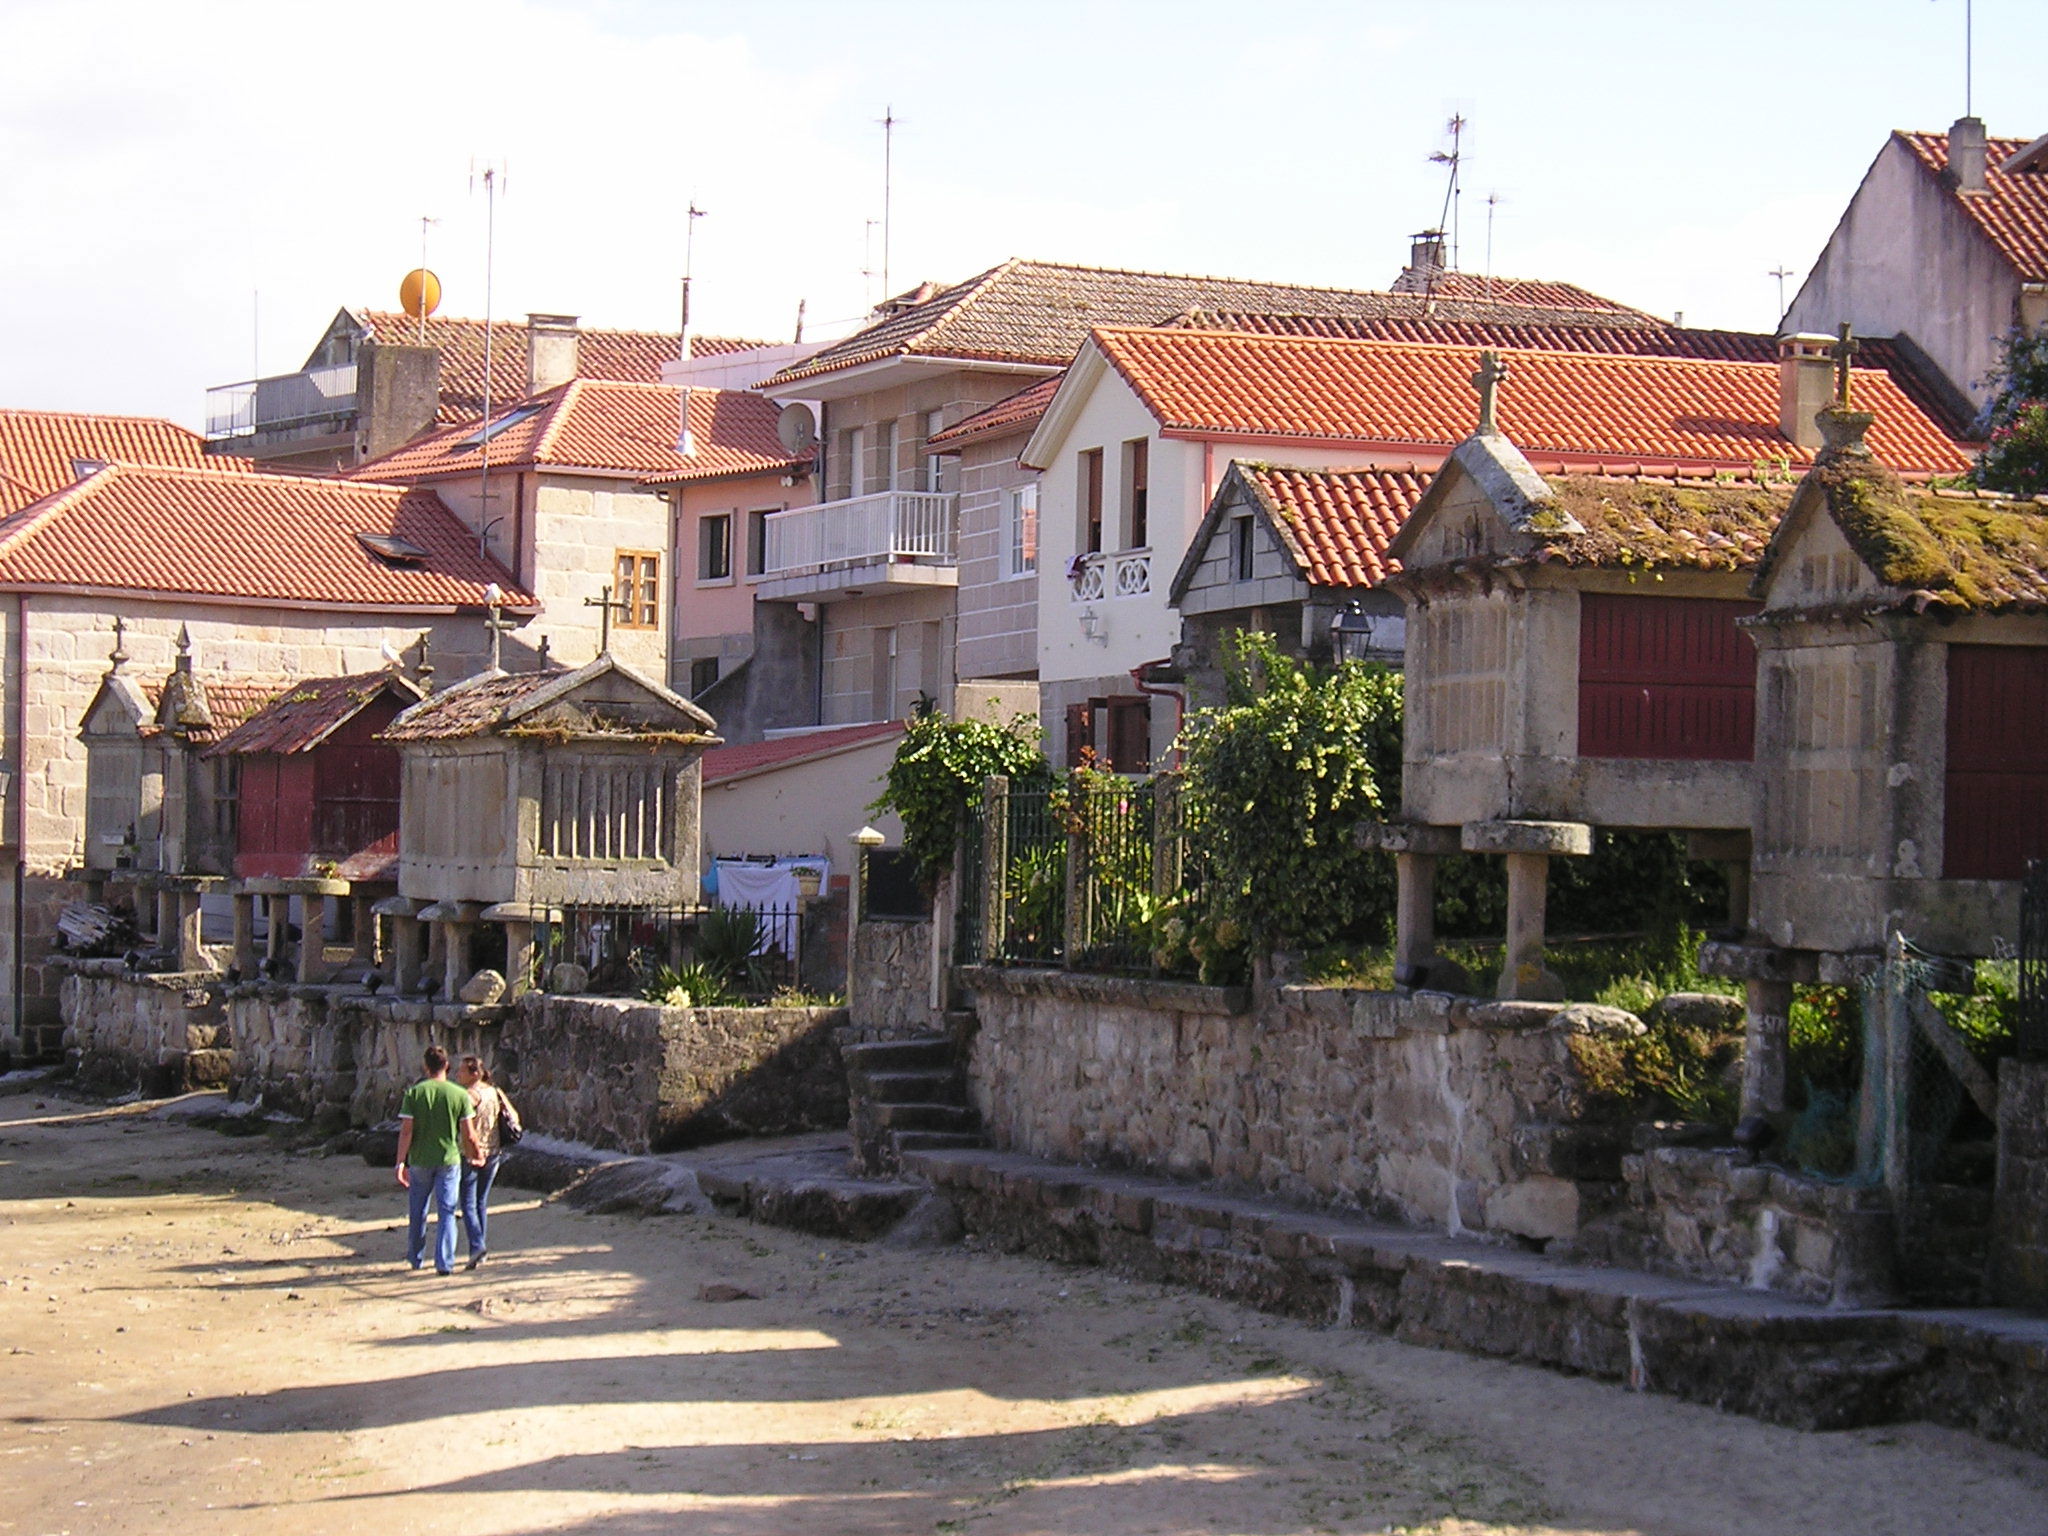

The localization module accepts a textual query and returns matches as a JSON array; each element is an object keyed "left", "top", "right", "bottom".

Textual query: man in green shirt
[{"left": 395, "top": 1045, "right": 479, "bottom": 1275}]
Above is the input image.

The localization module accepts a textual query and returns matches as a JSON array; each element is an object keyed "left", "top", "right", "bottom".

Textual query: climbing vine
[{"left": 872, "top": 706, "right": 1051, "bottom": 890}]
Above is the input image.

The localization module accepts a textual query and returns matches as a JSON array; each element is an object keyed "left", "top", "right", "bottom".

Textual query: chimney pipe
[
  {"left": 1948, "top": 116, "right": 1989, "bottom": 195},
  {"left": 1777, "top": 333, "right": 1835, "bottom": 450},
  {"left": 525, "top": 312, "right": 581, "bottom": 393}
]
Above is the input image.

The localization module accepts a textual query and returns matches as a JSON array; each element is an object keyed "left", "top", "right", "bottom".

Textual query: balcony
[
  {"left": 756, "top": 489, "right": 959, "bottom": 604},
  {"left": 204, "top": 363, "right": 359, "bottom": 446},
  {"left": 1067, "top": 548, "right": 1152, "bottom": 603}
]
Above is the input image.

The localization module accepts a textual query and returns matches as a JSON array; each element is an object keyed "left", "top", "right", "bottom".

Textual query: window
[
  {"left": 69, "top": 457, "right": 106, "bottom": 479},
  {"left": 1232, "top": 515, "right": 1256, "bottom": 581},
  {"left": 690, "top": 656, "right": 720, "bottom": 696},
  {"left": 210, "top": 757, "right": 241, "bottom": 845},
  {"left": 923, "top": 410, "right": 957, "bottom": 494},
  {"left": 454, "top": 402, "right": 546, "bottom": 449},
  {"left": 614, "top": 551, "right": 661, "bottom": 628},
  {"left": 1079, "top": 448, "right": 1104, "bottom": 554},
  {"left": 1122, "top": 438, "right": 1149, "bottom": 549},
  {"left": 746, "top": 509, "right": 773, "bottom": 576},
  {"left": 837, "top": 426, "right": 865, "bottom": 500},
  {"left": 873, "top": 420, "right": 897, "bottom": 493},
  {"left": 1006, "top": 483, "right": 1039, "bottom": 577},
  {"left": 698, "top": 514, "right": 732, "bottom": 583}
]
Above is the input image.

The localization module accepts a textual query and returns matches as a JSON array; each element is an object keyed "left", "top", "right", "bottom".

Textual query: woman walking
[{"left": 457, "top": 1055, "right": 519, "bottom": 1271}]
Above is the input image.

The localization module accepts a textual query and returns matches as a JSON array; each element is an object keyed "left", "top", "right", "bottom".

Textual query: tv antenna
[
  {"left": 469, "top": 158, "right": 509, "bottom": 558},
  {"left": 1484, "top": 191, "right": 1502, "bottom": 299},
  {"left": 1770, "top": 265, "right": 1795, "bottom": 326},
  {"left": 416, "top": 215, "right": 441, "bottom": 343},
  {"left": 1428, "top": 115, "right": 1466, "bottom": 273},
  {"left": 1964, "top": 0, "right": 1975, "bottom": 117},
  {"left": 862, "top": 218, "right": 881, "bottom": 306},
  {"left": 677, "top": 200, "right": 706, "bottom": 457},
  {"left": 878, "top": 105, "right": 901, "bottom": 297}
]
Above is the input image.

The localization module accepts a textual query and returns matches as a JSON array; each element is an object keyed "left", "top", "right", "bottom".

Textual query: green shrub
[
  {"left": 1176, "top": 634, "right": 1401, "bottom": 953},
  {"left": 1976, "top": 328, "right": 2048, "bottom": 496}
]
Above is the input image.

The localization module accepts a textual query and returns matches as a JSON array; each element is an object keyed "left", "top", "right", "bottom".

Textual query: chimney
[
  {"left": 1391, "top": 230, "right": 1448, "bottom": 294},
  {"left": 1948, "top": 115, "right": 1989, "bottom": 194},
  {"left": 1777, "top": 333, "right": 1835, "bottom": 450},
  {"left": 526, "top": 313, "right": 581, "bottom": 392}
]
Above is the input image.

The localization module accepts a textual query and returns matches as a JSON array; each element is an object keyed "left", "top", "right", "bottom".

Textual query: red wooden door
[
  {"left": 1944, "top": 645, "right": 2048, "bottom": 879},
  {"left": 1578, "top": 594, "right": 1759, "bottom": 761}
]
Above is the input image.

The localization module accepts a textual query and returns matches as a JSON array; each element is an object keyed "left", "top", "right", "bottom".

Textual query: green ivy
[
  {"left": 872, "top": 707, "right": 1051, "bottom": 890},
  {"left": 1176, "top": 634, "right": 1402, "bottom": 953}
]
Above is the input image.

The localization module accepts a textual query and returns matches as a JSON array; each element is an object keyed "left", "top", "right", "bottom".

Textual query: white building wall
[{"left": 1785, "top": 136, "right": 2024, "bottom": 411}]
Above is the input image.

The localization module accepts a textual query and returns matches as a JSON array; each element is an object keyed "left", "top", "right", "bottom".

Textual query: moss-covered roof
[
  {"left": 1529, "top": 475, "right": 1791, "bottom": 571},
  {"left": 1762, "top": 456, "right": 2048, "bottom": 612}
]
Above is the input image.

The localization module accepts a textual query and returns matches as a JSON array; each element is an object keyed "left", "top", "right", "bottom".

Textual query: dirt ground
[{"left": 3, "top": 1087, "right": 2047, "bottom": 1536}]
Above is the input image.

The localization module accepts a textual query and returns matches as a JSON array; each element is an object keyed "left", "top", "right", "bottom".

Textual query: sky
[{"left": 2, "top": 0, "right": 2042, "bottom": 430}]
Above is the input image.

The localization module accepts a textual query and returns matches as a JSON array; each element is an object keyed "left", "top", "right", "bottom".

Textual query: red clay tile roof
[
  {"left": 1087, "top": 328, "right": 1972, "bottom": 475},
  {"left": 206, "top": 669, "right": 418, "bottom": 756},
  {"left": 0, "top": 410, "right": 209, "bottom": 518},
  {"left": 1898, "top": 131, "right": 2048, "bottom": 281},
  {"left": 926, "top": 377, "right": 1065, "bottom": 452},
  {"left": 0, "top": 462, "right": 528, "bottom": 609},
  {"left": 702, "top": 720, "right": 906, "bottom": 786},
  {"left": 1390, "top": 270, "right": 1648, "bottom": 313},
  {"left": 350, "top": 380, "right": 810, "bottom": 485},
  {"left": 1237, "top": 463, "right": 1427, "bottom": 589},
  {"left": 353, "top": 311, "right": 768, "bottom": 423},
  {"left": 140, "top": 677, "right": 295, "bottom": 746},
  {"left": 763, "top": 258, "right": 1655, "bottom": 388},
  {"left": 1170, "top": 313, "right": 1977, "bottom": 440}
]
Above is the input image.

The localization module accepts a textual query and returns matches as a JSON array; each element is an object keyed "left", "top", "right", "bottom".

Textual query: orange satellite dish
[{"left": 399, "top": 268, "right": 442, "bottom": 320}]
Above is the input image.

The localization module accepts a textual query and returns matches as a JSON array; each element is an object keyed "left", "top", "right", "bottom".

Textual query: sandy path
[{"left": 2, "top": 1088, "right": 2045, "bottom": 1536}]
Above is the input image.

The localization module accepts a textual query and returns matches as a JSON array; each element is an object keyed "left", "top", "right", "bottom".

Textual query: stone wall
[
  {"left": 497, "top": 995, "right": 851, "bottom": 1153},
  {"left": 1994, "top": 1058, "right": 2048, "bottom": 1309},
  {"left": 61, "top": 968, "right": 848, "bottom": 1155},
  {"left": 959, "top": 968, "right": 1646, "bottom": 1245},
  {"left": 1585, "top": 1146, "right": 1898, "bottom": 1307},
  {"left": 849, "top": 918, "right": 937, "bottom": 1037},
  {"left": 58, "top": 959, "right": 229, "bottom": 1095}
]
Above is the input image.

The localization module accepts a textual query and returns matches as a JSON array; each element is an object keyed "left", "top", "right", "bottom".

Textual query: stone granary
[
  {"left": 1364, "top": 414, "right": 1792, "bottom": 1000},
  {"left": 1707, "top": 403, "right": 2048, "bottom": 1116},
  {"left": 376, "top": 653, "right": 718, "bottom": 999},
  {"left": 77, "top": 629, "right": 292, "bottom": 970},
  {"left": 203, "top": 668, "right": 423, "bottom": 985}
]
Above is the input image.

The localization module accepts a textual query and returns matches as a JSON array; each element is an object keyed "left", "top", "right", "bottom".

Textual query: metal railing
[
  {"left": 762, "top": 489, "right": 957, "bottom": 575},
  {"left": 204, "top": 363, "right": 359, "bottom": 441},
  {"left": 534, "top": 903, "right": 808, "bottom": 1000}
]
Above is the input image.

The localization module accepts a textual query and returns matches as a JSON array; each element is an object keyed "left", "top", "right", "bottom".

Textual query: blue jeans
[
  {"left": 406, "top": 1163, "right": 461, "bottom": 1273},
  {"left": 459, "top": 1155, "right": 501, "bottom": 1261}
]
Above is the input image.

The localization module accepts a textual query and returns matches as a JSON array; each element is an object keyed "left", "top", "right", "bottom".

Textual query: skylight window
[
  {"left": 453, "top": 403, "right": 545, "bottom": 450},
  {"left": 70, "top": 458, "right": 107, "bottom": 479},
  {"left": 355, "top": 532, "right": 430, "bottom": 567}
]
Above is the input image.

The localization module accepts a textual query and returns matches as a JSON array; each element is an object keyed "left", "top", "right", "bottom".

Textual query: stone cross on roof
[
  {"left": 1471, "top": 350, "right": 1509, "bottom": 436},
  {"left": 1831, "top": 322, "right": 1859, "bottom": 410}
]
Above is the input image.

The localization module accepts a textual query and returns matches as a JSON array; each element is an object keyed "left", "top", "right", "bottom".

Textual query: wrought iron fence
[
  {"left": 963, "top": 771, "right": 1199, "bottom": 977},
  {"left": 2021, "top": 859, "right": 2048, "bottom": 1059},
  {"left": 534, "top": 903, "right": 808, "bottom": 1001}
]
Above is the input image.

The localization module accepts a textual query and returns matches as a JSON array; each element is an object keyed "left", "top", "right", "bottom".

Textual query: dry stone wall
[
  {"left": 58, "top": 959, "right": 228, "bottom": 1095},
  {"left": 849, "top": 918, "right": 938, "bottom": 1038}
]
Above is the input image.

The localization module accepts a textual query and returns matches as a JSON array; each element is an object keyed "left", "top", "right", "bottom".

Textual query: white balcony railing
[
  {"left": 204, "top": 362, "right": 359, "bottom": 441},
  {"left": 1067, "top": 548, "right": 1151, "bottom": 603},
  {"left": 762, "top": 489, "right": 957, "bottom": 576}
]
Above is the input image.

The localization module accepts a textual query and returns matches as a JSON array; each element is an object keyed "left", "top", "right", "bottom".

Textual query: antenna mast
[
  {"left": 678, "top": 200, "right": 705, "bottom": 457},
  {"left": 1484, "top": 192, "right": 1500, "bottom": 299},
  {"left": 1429, "top": 115, "right": 1466, "bottom": 272},
  {"left": 1770, "top": 265, "right": 1795, "bottom": 327},
  {"left": 1966, "top": 0, "right": 1975, "bottom": 117},
  {"left": 878, "top": 105, "right": 900, "bottom": 297},
  {"left": 417, "top": 215, "right": 440, "bottom": 344},
  {"left": 471, "top": 160, "right": 506, "bottom": 567}
]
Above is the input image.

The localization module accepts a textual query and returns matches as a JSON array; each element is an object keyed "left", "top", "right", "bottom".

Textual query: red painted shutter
[
  {"left": 1107, "top": 698, "right": 1151, "bottom": 773},
  {"left": 1944, "top": 645, "right": 2048, "bottom": 879},
  {"left": 1577, "top": 594, "right": 1759, "bottom": 761},
  {"left": 1064, "top": 702, "right": 1094, "bottom": 769}
]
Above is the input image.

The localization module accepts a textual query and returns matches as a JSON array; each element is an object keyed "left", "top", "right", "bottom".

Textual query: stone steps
[
  {"left": 844, "top": 1029, "right": 986, "bottom": 1174},
  {"left": 899, "top": 1143, "right": 2048, "bottom": 1457}
]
